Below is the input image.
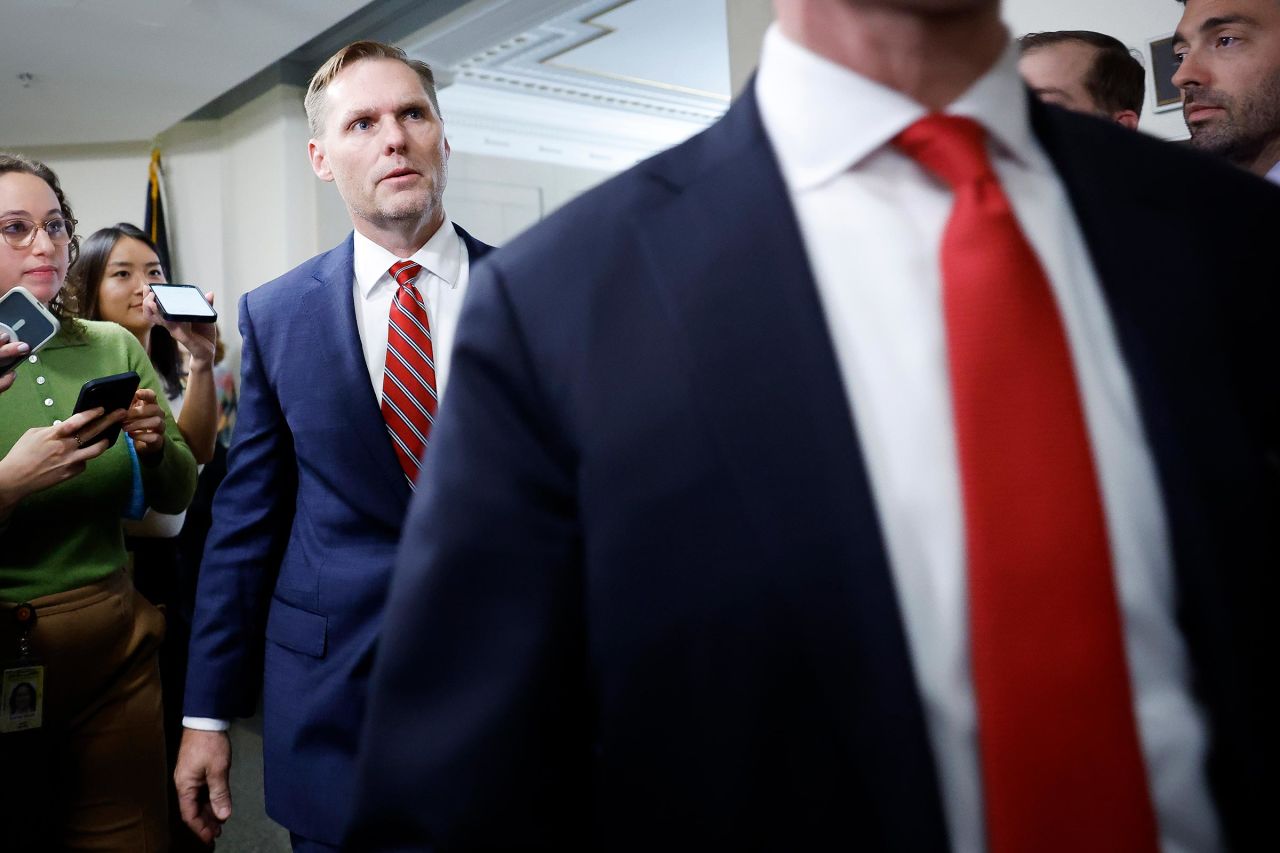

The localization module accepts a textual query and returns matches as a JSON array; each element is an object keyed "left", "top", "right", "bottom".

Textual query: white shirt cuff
[{"left": 183, "top": 716, "right": 231, "bottom": 732}]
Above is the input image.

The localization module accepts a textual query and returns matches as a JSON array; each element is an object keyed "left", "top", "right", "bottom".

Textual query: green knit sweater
[{"left": 0, "top": 320, "right": 197, "bottom": 601}]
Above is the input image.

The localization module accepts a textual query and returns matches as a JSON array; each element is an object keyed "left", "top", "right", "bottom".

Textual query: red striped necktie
[
  {"left": 893, "top": 114, "right": 1159, "bottom": 853},
  {"left": 382, "top": 259, "right": 437, "bottom": 487}
]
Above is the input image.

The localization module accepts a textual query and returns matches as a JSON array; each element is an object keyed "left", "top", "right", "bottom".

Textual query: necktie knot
[
  {"left": 390, "top": 260, "right": 422, "bottom": 289},
  {"left": 893, "top": 114, "right": 996, "bottom": 190}
]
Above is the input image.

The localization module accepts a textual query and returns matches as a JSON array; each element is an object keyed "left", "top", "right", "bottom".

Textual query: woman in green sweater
[{"left": 0, "top": 153, "right": 197, "bottom": 851}]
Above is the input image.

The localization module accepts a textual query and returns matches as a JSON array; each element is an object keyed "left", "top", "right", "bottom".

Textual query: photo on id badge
[{"left": 1, "top": 667, "right": 43, "bottom": 732}]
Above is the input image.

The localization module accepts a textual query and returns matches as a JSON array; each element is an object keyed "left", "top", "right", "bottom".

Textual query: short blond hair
[{"left": 304, "top": 40, "right": 442, "bottom": 137}]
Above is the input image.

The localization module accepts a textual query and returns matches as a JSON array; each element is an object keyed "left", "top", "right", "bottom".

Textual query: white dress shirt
[
  {"left": 352, "top": 218, "right": 470, "bottom": 403},
  {"left": 756, "top": 25, "right": 1221, "bottom": 853},
  {"left": 1265, "top": 159, "right": 1280, "bottom": 186},
  {"left": 184, "top": 217, "right": 472, "bottom": 734}
]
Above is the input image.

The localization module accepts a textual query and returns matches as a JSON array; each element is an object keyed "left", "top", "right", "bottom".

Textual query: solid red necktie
[
  {"left": 382, "top": 260, "right": 437, "bottom": 487},
  {"left": 894, "top": 114, "right": 1159, "bottom": 853}
]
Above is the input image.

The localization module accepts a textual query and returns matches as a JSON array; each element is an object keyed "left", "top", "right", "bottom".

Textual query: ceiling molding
[
  {"left": 404, "top": 0, "right": 728, "bottom": 170},
  {"left": 404, "top": 0, "right": 727, "bottom": 121}
]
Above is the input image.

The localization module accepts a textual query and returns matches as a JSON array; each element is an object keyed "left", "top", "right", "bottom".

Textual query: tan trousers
[{"left": 0, "top": 570, "right": 169, "bottom": 852}]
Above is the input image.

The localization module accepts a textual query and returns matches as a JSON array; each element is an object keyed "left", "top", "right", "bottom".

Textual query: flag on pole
[{"left": 145, "top": 148, "right": 174, "bottom": 277}]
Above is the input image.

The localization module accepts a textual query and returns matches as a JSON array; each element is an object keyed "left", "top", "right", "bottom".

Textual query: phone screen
[{"left": 150, "top": 284, "right": 217, "bottom": 321}]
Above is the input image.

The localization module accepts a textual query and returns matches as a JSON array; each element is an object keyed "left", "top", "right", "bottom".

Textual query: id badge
[{"left": 1, "top": 664, "right": 44, "bottom": 732}]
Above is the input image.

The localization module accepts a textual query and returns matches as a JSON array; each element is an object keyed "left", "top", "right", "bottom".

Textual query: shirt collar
[
  {"left": 352, "top": 216, "right": 461, "bottom": 299},
  {"left": 756, "top": 24, "right": 1041, "bottom": 192},
  {"left": 1266, "top": 160, "right": 1280, "bottom": 186},
  {"left": 43, "top": 319, "right": 91, "bottom": 349}
]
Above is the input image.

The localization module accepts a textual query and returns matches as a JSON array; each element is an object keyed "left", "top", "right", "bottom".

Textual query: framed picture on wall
[{"left": 1148, "top": 34, "right": 1182, "bottom": 112}]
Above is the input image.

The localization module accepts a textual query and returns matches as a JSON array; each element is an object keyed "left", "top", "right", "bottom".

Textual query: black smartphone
[
  {"left": 0, "top": 286, "right": 59, "bottom": 375},
  {"left": 149, "top": 284, "right": 217, "bottom": 323},
  {"left": 73, "top": 371, "right": 140, "bottom": 449}
]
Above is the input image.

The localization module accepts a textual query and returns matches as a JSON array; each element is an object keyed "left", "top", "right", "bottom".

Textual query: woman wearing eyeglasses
[{"left": 0, "top": 152, "right": 197, "bottom": 852}]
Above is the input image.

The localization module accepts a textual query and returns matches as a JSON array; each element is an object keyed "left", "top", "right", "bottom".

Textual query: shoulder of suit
[{"left": 1038, "top": 104, "right": 1280, "bottom": 215}]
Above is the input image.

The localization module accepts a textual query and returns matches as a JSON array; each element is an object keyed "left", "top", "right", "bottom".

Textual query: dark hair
[
  {"left": 305, "top": 40, "right": 442, "bottom": 137},
  {"left": 0, "top": 152, "right": 82, "bottom": 335},
  {"left": 68, "top": 223, "right": 183, "bottom": 399},
  {"left": 1019, "top": 30, "right": 1146, "bottom": 115}
]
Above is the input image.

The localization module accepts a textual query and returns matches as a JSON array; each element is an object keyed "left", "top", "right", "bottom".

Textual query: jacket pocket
[{"left": 265, "top": 597, "right": 327, "bottom": 658}]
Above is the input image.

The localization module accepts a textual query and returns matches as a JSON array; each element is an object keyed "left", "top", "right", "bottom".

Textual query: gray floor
[{"left": 216, "top": 713, "right": 291, "bottom": 852}]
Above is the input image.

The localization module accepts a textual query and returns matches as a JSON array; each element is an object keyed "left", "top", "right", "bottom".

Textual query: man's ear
[
  {"left": 309, "top": 139, "right": 334, "bottom": 182},
  {"left": 444, "top": 137, "right": 451, "bottom": 162},
  {"left": 1112, "top": 110, "right": 1140, "bottom": 130}
]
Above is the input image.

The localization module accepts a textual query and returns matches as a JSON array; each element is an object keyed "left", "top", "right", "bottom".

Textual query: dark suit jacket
[
  {"left": 347, "top": 90, "right": 1279, "bottom": 851},
  {"left": 183, "top": 223, "right": 492, "bottom": 845}
]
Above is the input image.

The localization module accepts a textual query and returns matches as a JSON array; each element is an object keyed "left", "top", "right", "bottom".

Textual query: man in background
[
  {"left": 173, "top": 40, "right": 491, "bottom": 852},
  {"left": 350, "top": 0, "right": 1276, "bottom": 849},
  {"left": 1018, "top": 30, "right": 1144, "bottom": 128},
  {"left": 1174, "top": 0, "right": 1280, "bottom": 181}
]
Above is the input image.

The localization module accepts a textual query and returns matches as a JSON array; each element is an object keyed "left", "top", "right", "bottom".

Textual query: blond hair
[{"left": 304, "top": 40, "right": 442, "bottom": 137}]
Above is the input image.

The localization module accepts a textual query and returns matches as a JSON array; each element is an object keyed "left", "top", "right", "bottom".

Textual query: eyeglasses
[{"left": 0, "top": 216, "right": 77, "bottom": 249}]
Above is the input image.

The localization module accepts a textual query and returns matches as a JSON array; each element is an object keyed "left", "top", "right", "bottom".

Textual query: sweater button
[
  {"left": 36, "top": 376, "right": 45, "bottom": 385},
  {"left": 43, "top": 398, "right": 53, "bottom": 407}
]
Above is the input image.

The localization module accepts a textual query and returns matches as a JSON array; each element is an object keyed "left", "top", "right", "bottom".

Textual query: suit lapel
[
  {"left": 307, "top": 237, "right": 412, "bottom": 519},
  {"left": 634, "top": 90, "right": 950, "bottom": 851},
  {"left": 301, "top": 226, "right": 492, "bottom": 524}
]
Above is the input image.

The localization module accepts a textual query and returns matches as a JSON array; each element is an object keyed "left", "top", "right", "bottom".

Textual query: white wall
[
  {"left": 9, "top": 142, "right": 152, "bottom": 241},
  {"left": 1004, "top": 0, "right": 1188, "bottom": 140},
  {"left": 726, "top": 0, "right": 775, "bottom": 96}
]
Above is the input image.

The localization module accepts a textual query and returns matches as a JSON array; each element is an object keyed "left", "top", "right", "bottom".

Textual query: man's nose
[
  {"left": 382, "top": 120, "right": 407, "bottom": 153},
  {"left": 1172, "top": 50, "right": 1203, "bottom": 91}
]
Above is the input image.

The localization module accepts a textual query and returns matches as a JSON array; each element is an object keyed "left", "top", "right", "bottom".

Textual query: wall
[{"left": 4, "top": 141, "right": 153, "bottom": 240}]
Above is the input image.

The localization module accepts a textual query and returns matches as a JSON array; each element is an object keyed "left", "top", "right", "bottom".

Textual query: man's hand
[{"left": 175, "top": 728, "right": 233, "bottom": 844}]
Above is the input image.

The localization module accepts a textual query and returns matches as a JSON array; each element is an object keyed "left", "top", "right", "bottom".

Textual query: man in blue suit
[
  {"left": 348, "top": 0, "right": 1276, "bottom": 850},
  {"left": 173, "top": 41, "right": 492, "bottom": 851}
]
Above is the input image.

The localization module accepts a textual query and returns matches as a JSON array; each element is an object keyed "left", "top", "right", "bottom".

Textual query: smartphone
[
  {"left": 0, "top": 286, "right": 59, "bottom": 375},
  {"left": 149, "top": 284, "right": 217, "bottom": 323},
  {"left": 73, "top": 371, "right": 140, "bottom": 449}
]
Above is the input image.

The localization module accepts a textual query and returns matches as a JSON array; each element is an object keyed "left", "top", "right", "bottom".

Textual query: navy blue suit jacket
[
  {"left": 348, "top": 91, "right": 1278, "bottom": 851},
  {"left": 184, "top": 223, "right": 492, "bottom": 844}
]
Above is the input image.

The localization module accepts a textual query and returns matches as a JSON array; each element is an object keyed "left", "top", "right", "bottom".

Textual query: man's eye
[
  {"left": 405, "top": 108, "right": 423, "bottom": 120},
  {"left": 1218, "top": 36, "right": 1239, "bottom": 47},
  {"left": 1, "top": 220, "right": 32, "bottom": 236},
  {"left": 352, "top": 119, "right": 372, "bottom": 131}
]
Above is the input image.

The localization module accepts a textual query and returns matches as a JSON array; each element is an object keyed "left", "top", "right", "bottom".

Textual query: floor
[{"left": 215, "top": 713, "right": 291, "bottom": 852}]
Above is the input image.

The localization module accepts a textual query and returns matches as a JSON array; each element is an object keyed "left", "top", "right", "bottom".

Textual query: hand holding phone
[
  {"left": 0, "top": 407, "right": 122, "bottom": 509},
  {"left": 145, "top": 285, "right": 218, "bottom": 368},
  {"left": 0, "top": 337, "right": 29, "bottom": 393},
  {"left": 0, "top": 286, "right": 58, "bottom": 376},
  {"left": 73, "top": 372, "right": 141, "bottom": 449}
]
